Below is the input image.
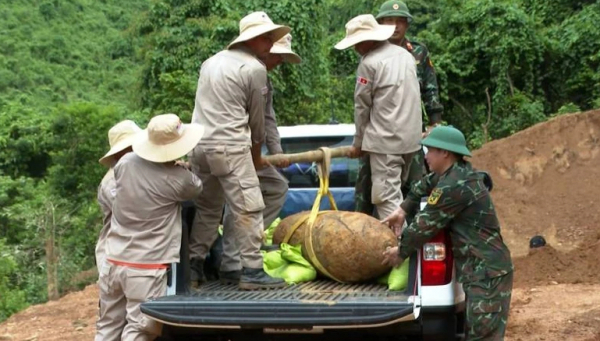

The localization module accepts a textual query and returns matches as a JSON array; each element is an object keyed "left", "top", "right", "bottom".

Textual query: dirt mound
[
  {"left": 0, "top": 284, "right": 98, "bottom": 341},
  {"left": 513, "top": 234, "right": 600, "bottom": 287},
  {"left": 471, "top": 110, "right": 600, "bottom": 258}
]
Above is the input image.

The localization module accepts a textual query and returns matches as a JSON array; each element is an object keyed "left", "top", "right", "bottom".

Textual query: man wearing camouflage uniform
[
  {"left": 382, "top": 126, "right": 513, "bottom": 340},
  {"left": 355, "top": 0, "right": 444, "bottom": 215}
]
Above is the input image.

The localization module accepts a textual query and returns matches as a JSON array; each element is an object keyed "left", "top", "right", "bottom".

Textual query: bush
[{"left": 0, "top": 239, "right": 28, "bottom": 322}]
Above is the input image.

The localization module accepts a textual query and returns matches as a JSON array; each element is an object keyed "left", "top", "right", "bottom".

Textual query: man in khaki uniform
[
  {"left": 96, "top": 114, "right": 204, "bottom": 341},
  {"left": 96, "top": 120, "right": 141, "bottom": 275},
  {"left": 335, "top": 14, "right": 422, "bottom": 219},
  {"left": 188, "top": 11, "right": 289, "bottom": 290},
  {"left": 217, "top": 34, "right": 301, "bottom": 283}
]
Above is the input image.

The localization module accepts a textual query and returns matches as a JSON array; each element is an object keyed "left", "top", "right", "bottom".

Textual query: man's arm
[
  {"left": 420, "top": 50, "right": 444, "bottom": 125},
  {"left": 264, "top": 79, "right": 283, "bottom": 155},
  {"left": 170, "top": 168, "right": 203, "bottom": 201},
  {"left": 247, "top": 66, "right": 268, "bottom": 168},
  {"left": 398, "top": 182, "right": 468, "bottom": 259},
  {"left": 247, "top": 66, "right": 267, "bottom": 147},
  {"left": 399, "top": 172, "right": 440, "bottom": 217},
  {"left": 353, "top": 60, "right": 373, "bottom": 149}
]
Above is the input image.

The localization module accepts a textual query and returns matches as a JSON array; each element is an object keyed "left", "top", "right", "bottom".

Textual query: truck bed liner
[
  {"left": 194, "top": 280, "right": 410, "bottom": 301},
  {"left": 141, "top": 280, "right": 415, "bottom": 328}
]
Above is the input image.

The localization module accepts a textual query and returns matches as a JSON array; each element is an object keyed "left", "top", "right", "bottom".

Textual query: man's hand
[
  {"left": 382, "top": 246, "right": 404, "bottom": 267},
  {"left": 381, "top": 207, "right": 407, "bottom": 237},
  {"left": 253, "top": 157, "right": 271, "bottom": 171},
  {"left": 273, "top": 154, "right": 290, "bottom": 168},
  {"left": 174, "top": 160, "right": 190, "bottom": 170},
  {"left": 347, "top": 146, "right": 362, "bottom": 159}
]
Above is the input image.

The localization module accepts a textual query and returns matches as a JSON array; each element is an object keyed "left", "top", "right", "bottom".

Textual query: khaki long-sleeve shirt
[
  {"left": 106, "top": 153, "right": 203, "bottom": 264},
  {"left": 264, "top": 78, "right": 283, "bottom": 155},
  {"left": 192, "top": 46, "right": 267, "bottom": 147},
  {"left": 95, "top": 169, "right": 115, "bottom": 269},
  {"left": 353, "top": 41, "right": 422, "bottom": 154}
]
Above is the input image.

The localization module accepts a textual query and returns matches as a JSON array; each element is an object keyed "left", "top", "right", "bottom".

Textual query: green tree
[
  {"left": 423, "top": 0, "right": 546, "bottom": 142},
  {"left": 0, "top": 239, "right": 28, "bottom": 322}
]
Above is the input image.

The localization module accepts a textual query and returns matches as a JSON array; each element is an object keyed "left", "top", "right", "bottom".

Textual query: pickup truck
[{"left": 142, "top": 124, "right": 468, "bottom": 340}]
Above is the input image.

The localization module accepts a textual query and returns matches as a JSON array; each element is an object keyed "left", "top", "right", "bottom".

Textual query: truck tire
[{"left": 421, "top": 312, "right": 457, "bottom": 341}]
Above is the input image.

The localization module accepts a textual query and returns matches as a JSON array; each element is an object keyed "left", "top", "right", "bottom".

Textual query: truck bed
[{"left": 141, "top": 279, "right": 416, "bottom": 329}]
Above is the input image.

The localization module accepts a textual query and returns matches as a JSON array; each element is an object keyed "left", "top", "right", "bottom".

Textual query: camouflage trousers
[
  {"left": 354, "top": 149, "right": 427, "bottom": 216},
  {"left": 463, "top": 271, "right": 513, "bottom": 341}
]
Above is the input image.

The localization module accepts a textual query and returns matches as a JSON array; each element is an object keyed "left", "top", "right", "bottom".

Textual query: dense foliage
[{"left": 0, "top": 0, "right": 598, "bottom": 321}]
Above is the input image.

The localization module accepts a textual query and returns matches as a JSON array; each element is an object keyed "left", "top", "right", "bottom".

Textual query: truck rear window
[{"left": 279, "top": 136, "right": 358, "bottom": 188}]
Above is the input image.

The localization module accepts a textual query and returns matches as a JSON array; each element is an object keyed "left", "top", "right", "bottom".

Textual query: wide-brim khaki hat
[
  {"left": 334, "top": 14, "right": 395, "bottom": 50},
  {"left": 270, "top": 33, "right": 302, "bottom": 64},
  {"left": 227, "top": 11, "right": 291, "bottom": 49},
  {"left": 99, "top": 120, "right": 142, "bottom": 167},
  {"left": 133, "top": 114, "right": 205, "bottom": 163}
]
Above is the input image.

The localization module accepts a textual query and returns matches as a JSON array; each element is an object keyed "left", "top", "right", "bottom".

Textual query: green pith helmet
[
  {"left": 376, "top": 0, "right": 413, "bottom": 23},
  {"left": 421, "top": 126, "right": 472, "bottom": 157}
]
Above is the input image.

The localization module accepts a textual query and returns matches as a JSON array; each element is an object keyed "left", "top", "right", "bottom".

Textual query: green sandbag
[
  {"left": 263, "top": 248, "right": 287, "bottom": 269},
  {"left": 378, "top": 257, "right": 410, "bottom": 291},
  {"left": 264, "top": 218, "right": 281, "bottom": 246},
  {"left": 262, "top": 243, "right": 316, "bottom": 284}
]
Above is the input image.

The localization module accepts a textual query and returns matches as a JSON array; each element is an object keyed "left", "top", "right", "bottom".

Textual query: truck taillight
[{"left": 421, "top": 231, "right": 453, "bottom": 286}]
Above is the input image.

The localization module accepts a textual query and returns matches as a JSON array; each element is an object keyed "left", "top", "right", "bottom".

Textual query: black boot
[
  {"left": 219, "top": 269, "right": 242, "bottom": 285},
  {"left": 190, "top": 257, "right": 207, "bottom": 287},
  {"left": 239, "top": 268, "right": 287, "bottom": 290}
]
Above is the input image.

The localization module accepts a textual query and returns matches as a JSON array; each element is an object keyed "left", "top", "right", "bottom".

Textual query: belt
[{"left": 108, "top": 259, "right": 169, "bottom": 270}]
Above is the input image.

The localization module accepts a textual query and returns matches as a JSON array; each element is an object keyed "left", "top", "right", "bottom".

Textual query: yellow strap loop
[
  {"left": 308, "top": 147, "right": 338, "bottom": 226},
  {"left": 280, "top": 147, "right": 344, "bottom": 282},
  {"left": 282, "top": 213, "right": 310, "bottom": 245},
  {"left": 305, "top": 147, "right": 344, "bottom": 283}
]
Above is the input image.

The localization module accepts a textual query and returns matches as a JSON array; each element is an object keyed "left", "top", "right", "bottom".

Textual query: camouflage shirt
[
  {"left": 399, "top": 161, "right": 513, "bottom": 283},
  {"left": 400, "top": 38, "right": 444, "bottom": 124}
]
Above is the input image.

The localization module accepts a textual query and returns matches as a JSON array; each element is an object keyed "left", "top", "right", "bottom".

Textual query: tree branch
[
  {"left": 506, "top": 70, "right": 515, "bottom": 97},
  {"left": 449, "top": 96, "right": 473, "bottom": 121},
  {"left": 482, "top": 87, "right": 492, "bottom": 144}
]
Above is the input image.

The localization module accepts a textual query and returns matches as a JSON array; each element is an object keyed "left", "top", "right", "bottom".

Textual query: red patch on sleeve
[{"left": 357, "top": 76, "right": 369, "bottom": 85}]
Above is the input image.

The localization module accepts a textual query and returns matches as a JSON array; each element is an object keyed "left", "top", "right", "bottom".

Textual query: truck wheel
[
  {"left": 421, "top": 313, "right": 457, "bottom": 341},
  {"left": 455, "top": 311, "right": 466, "bottom": 341}
]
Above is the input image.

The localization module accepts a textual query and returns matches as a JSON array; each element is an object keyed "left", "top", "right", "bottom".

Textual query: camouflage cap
[
  {"left": 375, "top": 0, "right": 413, "bottom": 23},
  {"left": 421, "top": 126, "right": 472, "bottom": 157}
]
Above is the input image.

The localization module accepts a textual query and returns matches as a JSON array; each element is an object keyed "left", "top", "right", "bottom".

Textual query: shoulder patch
[
  {"left": 428, "top": 58, "right": 434, "bottom": 68},
  {"left": 427, "top": 188, "right": 443, "bottom": 205},
  {"left": 357, "top": 76, "right": 369, "bottom": 85},
  {"left": 261, "top": 86, "right": 269, "bottom": 95}
]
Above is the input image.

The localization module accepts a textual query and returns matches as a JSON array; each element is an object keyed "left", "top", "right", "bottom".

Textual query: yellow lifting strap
[{"left": 281, "top": 147, "right": 344, "bottom": 283}]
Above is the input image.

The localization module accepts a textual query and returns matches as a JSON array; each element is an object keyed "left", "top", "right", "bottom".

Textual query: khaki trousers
[
  {"left": 188, "top": 145, "right": 265, "bottom": 269},
  {"left": 369, "top": 152, "right": 415, "bottom": 219},
  {"left": 95, "top": 261, "right": 166, "bottom": 341},
  {"left": 221, "top": 165, "right": 288, "bottom": 271}
]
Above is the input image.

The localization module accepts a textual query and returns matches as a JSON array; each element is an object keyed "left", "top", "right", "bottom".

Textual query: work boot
[
  {"left": 190, "top": 257, "right": 207, "bottom": 288},
  {"left": 219, "top": 270, "right": 242, "bottom": 285},
  {"left": 239, "top": 268, "right": 287, "bottom": 290}
]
